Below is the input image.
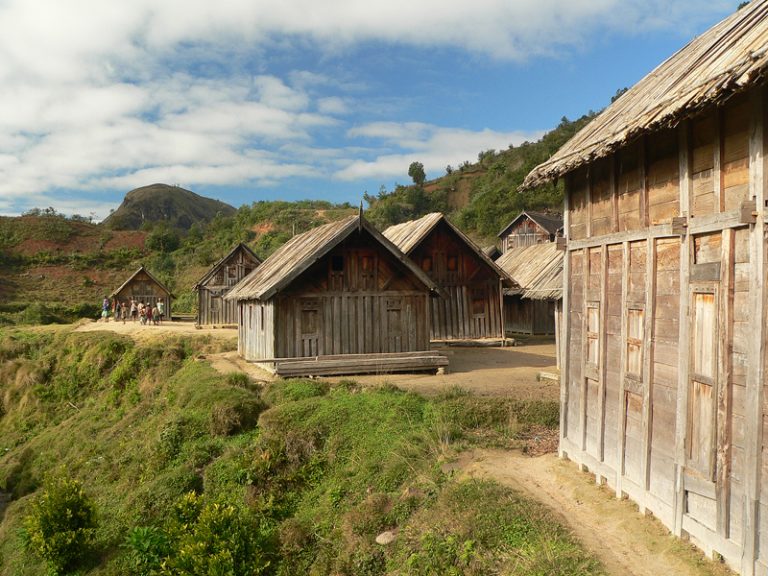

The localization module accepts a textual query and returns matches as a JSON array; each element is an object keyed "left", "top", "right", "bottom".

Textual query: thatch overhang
[
  {"left": 225, "top": 214, "right": 439, "bottom": 302},
  {"left": 383, "top": 212, "right": 517, "bottom": 288},
  {"left": 193, "top": 243, "right": 262, "bottom": 290},
  {"left": 497, "top": 210, "right": 563, "bottom": 238},
  {"left": 109, "top": 265, "right": 174, "bottom": 298},
  {"left": 521, "top": 0, "right": 768, "bottom": 190},
  {"left": 495, "top": 242, "right": 563, "bottom": 301}
]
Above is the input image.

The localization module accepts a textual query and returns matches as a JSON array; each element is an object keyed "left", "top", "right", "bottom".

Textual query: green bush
[
  {"left": 22, "top": 472, "right": 97, "bottom": 574},
  {"left": 124, "top": 526, "right": 170, "bottom": 576}
]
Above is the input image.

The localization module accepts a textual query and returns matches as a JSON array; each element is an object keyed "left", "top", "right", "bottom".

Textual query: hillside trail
[{"left": 455, "top": 448, "right": 733, "bottom": 576}]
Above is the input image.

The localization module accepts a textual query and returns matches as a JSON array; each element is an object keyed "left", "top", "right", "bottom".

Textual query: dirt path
[{"left": 458, "top": 449, "right": 732, "bottom": 576}]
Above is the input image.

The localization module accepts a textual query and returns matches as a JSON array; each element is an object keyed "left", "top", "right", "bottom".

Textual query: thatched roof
[
  {"left": 497, "top": 211, "right": 563, "bottom": 238},
  {"left": 522, "top": 1, "right": 768, "bottom": 189},
  {"left": 383, "top": 212, "right": 515, "bottom": 286},
  {"left": 193, "top": 243, "right": 262, "bottom": 289},
  {"left": 496, "top": 243, "right": 563, "bottom": 301},
  {"left": 225, "top": 214, "right": 437, "bottom": 302},
  {"left": 110, "top": 266, "right": 173, "bottom": 298}
]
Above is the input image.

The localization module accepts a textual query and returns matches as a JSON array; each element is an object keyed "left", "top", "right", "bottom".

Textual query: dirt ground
[{"left": 71, "top": 321, "right": 731, "bottom": 575}]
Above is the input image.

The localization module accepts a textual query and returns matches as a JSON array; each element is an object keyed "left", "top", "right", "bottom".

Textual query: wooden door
[{"left": 299, "top": 299, "right": 320, "bottom": 357}]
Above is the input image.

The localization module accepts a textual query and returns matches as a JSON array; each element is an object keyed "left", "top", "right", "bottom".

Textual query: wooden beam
[
  {"left": 673, "top": 157, "right": 694, "bottom": 539},
  {"left": 641, "top": 239, "right": 657, "bottom": 501},
  {"left": 617, "top": 241, "right": 630, "bottom": 498},
  {"left": 741, "top": 85, "right": 765, "bottom": 576},
  {"left": 598, "top": 243, "right": 609, "bottom": 462},
  {"left": 716, "top": 228, "right": 734, "bottom": 538},
  {"left": 580, "top": 248, "right": 590, "bottom": 452},
  {"left": 560, "top": 185, "right": 572, "bottom": 458}
]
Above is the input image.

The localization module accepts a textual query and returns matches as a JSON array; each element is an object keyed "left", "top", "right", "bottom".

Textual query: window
[
  {"left": 626, "top": 307, "right": 644, "bottom": 379},
  {"left": 331, "top": 255, "right": 345, "bottom": 272},
  {"left": 421, "top": 256, "right": 433, "bottom": 272},
  {"left": 586, "top": 303, "right": 600, "bottom": 367},
  {"left": 447, "top": 255, "right": 458, "bottom": 272}
]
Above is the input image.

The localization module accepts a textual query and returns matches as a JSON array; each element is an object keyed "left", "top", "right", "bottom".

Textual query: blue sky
[{"left": 0, "top": 0, "right": 737, "bottom": 220}]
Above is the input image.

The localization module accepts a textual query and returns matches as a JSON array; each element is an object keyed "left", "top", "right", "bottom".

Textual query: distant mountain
[{"left": 101, "top": 183, "right": 236, "bottom": 231}]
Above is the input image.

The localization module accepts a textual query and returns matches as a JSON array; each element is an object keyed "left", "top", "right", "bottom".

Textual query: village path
[
  {"left": 457, "top": 448, "right": 733, "bottom": 576},
  {"left": 72, "top": 321, "right": 730, "bottom": 574}
]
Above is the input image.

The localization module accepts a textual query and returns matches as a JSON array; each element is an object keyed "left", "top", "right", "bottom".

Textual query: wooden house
[
  {"left": 110, "top": 266, "right": 172, "bottom": 315},
  {"left": 496, "top": 242, "right": 563, "bottom": 333},
  {"left": 225, "top": 213, "right": 447, "bottom": 376},
  {"left": 497, "top": 210, "right": 562, "bottom": 253},
  {"left": 383, "top": 213, "right": 513, "bottom": 341},
  {"left": 520, "top": 3, "right": 768, "bottom": 573},
  {"left": 194, "top": 243, "right": 261, "bottom": 326}
]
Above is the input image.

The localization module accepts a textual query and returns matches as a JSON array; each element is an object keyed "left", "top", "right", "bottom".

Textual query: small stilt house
[
  {"left": 495, "top": 242, "right": 564, "bottom": 365},
  {"left": 225, "top": 213, "right": 447, "bottom": 376},
  {"left": 194, "top": 243, "right": 261, "bottom": 326},
  {"left": 110, "top": 266, "right": 172, "bottom": 315},
  {"left": 383, "top": 213, "right": 514, "bottom": 341},
  {"left": 497, "top": 211, "right": 562, "bottom": 253},
  {"left": 521, "top": 2, "right": 768, "bottom": 572}
]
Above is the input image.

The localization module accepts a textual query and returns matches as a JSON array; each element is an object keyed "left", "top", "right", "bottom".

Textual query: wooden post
[
  {"left": 599, "top": 243, "right": 609, "bottom": 462},
  {"left": 580, "top": 248, "right": 590, "bottom": 452},
  {"left": 617, "top": 240, "right": 630, "bottom": 498},
  {"left": 716, "top": 228, "right": 733, "bottom": 538},
  {"left": 741, "top": 86, "right": 765, "bottom": 576},
  {"left": 673, "top": 135, "right": 693, "bottom": 538},
  {"left": 560, "top": 184, "right": 572, "bottom": 457},
  {"left": 641, "top": 238, "right": 657, "bottom": 502}
]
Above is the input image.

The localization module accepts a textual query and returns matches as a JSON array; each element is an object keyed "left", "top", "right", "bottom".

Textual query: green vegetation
[
  {"left": 0, "top": 328, "right": 602, "bottom": 575},
  {"left": 365, "top": 114, "right": 596, "bottom": 242}
]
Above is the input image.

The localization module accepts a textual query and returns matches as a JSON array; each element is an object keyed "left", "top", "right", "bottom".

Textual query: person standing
[
  {"left": 157, "top": 299, "right": 165, "bottom": 324},
  {"left": 101, "top": 296, "right": 110, "bottom": 322}
]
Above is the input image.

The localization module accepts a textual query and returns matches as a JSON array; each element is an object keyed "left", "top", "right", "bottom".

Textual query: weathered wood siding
[
  {"left": 408, "top": 221, "right": 504, "bottom": 340},
  {"left": 239, "top": 231, "right": 431, "bottom": 361},
  {"left": 560, "top": 87, "right": 767, "bottom": 574},
  {"left": 198, "top": 247, "right": 259, "bottom": 325},
  {"left": 500, "top": 216, "right": 553, "bottom": 251},
  {"left": 503, "top": 296, "right": 556, "bottom": 335}
]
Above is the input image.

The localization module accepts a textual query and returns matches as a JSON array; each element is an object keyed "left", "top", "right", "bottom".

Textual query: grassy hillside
[
  {"left": 0, "top": 327, "right": 602, "bottom": 576},
  {"left": 0, "top": 201, "right": 357, "bottom": 322}
]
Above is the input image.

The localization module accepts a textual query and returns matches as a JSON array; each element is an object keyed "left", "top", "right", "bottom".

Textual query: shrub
[
  {"left": 210, "top": 397, "right": 266, "bottom": 436},
  {"left": 124, "top": 526, "right": 169, "bottom": 576},
  {"left": 23, "top": 472, "right": 97, "bottom": 574}
]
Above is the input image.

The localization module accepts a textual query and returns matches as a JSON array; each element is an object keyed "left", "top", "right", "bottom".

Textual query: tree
[{"left": 408, "top": 161, "right": 426, "bottom": 187}]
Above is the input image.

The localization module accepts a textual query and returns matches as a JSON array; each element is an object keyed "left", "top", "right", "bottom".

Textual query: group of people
[{"left": 101, "top": 296, "right": 165, "bottom": 325}]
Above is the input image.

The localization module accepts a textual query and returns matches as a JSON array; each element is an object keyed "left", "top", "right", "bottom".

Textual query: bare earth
[{"left": 73, "top": 321, "right": 731, "bottom": 575}]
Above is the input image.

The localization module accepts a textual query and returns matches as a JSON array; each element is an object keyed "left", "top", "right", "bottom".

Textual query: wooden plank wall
[
  {"left": 560, "top": 88, "right": 766, "bottom": 575},
  {"left": 273, "top": 293, "right": 429, "bottom": 358},
  {"left": 239, "top": 301, "right": 275, "bottom": 360},
  {"left": 503, "top": 297, "right": 556, "bottom": 335}
]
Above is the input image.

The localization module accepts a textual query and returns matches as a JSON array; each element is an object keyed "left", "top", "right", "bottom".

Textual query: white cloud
[
  {"left": 0, "top": 0, "right": 735, "bottom": 217},
  {"left": 336, "top": 123, "right": 543, "bottom": 181}
]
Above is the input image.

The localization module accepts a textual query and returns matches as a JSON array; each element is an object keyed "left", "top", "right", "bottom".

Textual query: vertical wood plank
[
  {"left": 617, "top": 241, "right": 630, "bottom": 497},
  {"left": 674, "top": 194, "right": 693, "bottom": 537},
  {"left": 611, "top": 153, "right": 619, "bottom": 233},
  {"left": 598, "top": 243, "right": 609, "bottom": 462},
  {"left": 587, "top": 167, "right": 593, "bottom": 238},
  {"left": 581, "top": 246, "right": 590, "bottom": 451},
  {"left": 641, "top": 239, "right": 657, "bottom": 500},
  {"left": 714, "top": 108, "right": 723, "bottom": 213},
  {"left": 680, "top": 121, "right": 692, "bottom": 217},
  {"left": 716, "top": 228, "right": 734, "bottom": 538},
  {"left": 560, "top": 184, "right": 572, "bottom": 457},
  {"left": 742, "top": 86, "right": 765, "bottom": 576},
  {"left": 640, "top": 136, "right": 649, "bottom": 228}
]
